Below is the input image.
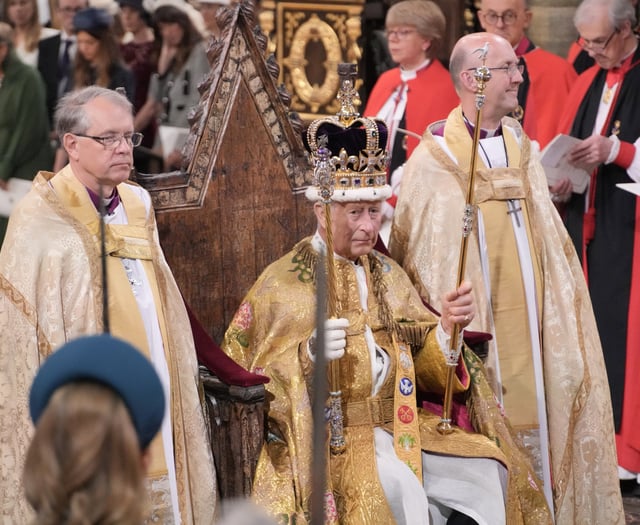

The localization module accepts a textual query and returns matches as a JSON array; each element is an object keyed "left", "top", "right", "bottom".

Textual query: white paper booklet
[
  {"left": 158, "top": 125, "right": 189, "bottom": 159},
  {"left": 540, "top": 134, "right": 590, "bottom": 193},
  {"left": 0, "top": 178, "right": 32, "bottom": 218},
  {"left": 616, "top": 183, "right": 640, "bottom": 196}
]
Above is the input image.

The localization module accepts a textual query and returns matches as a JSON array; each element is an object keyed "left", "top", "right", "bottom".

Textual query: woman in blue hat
[
  {"left": 23, "top": 334, "right": 165, "bottom": 525},
  {"left": 72, "top": 7, "right": 134, "bottom": 97}
]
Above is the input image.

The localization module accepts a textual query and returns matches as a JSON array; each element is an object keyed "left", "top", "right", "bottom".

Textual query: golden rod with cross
[{"left": 437, "top": 44, "right": 492, "bottom": 435}]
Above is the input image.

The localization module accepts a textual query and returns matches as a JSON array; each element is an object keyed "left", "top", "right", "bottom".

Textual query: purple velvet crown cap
[{"left": 302, "top": 119, "right": 388, "bottom": 158}]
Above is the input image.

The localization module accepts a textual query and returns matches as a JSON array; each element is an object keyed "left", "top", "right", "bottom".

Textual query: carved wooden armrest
[{"left": 200, "top": 366, "right": 266, "bottom": 500}]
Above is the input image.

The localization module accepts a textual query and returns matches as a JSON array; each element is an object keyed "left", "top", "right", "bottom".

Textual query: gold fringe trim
[{"left": 292, "top": 240, "right": 398, "bottom": 341}]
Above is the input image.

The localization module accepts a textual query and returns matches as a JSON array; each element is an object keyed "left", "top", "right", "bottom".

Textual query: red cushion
[{"left": 185, "top": 300, "right": 269, "bottom": 387}]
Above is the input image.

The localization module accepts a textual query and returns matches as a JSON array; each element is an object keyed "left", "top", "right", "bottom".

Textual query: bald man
[{"left": 390, "top": 31, "right": 624, "bottom": 524}]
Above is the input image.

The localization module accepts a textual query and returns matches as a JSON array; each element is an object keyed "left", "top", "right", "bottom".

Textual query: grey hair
[
  {"left": 386, "top": 0, "right": 446, "bottom": 59},
  {"left": 574, "top": 0, "right": 636, "bottom": 30},
  {"left": 54, "top": 86, "right": 133, "bottom": 139},
  {"left": 0, "top": 22, "right": 14, "bottom": 49},
  {"left": 480, "top": 0, "right": 530, "bottom": 8}
]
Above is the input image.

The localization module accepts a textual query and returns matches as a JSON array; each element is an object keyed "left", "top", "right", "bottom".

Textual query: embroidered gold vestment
[
  {"left": 390, "top": 108, "right": 624, "bottom": 525},
  {"left": 0, "top": 167, "right": 217, "bottom": 524},
  {"left": 222, "top": 238, "right": 551, "bottom": 525}
]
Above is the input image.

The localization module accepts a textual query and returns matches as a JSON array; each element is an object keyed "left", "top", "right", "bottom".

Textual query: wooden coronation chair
[{"left": 134, "top": 0, "right": 314, "bottom": 499}]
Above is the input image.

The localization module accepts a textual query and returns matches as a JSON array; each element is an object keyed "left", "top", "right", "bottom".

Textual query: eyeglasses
[
  {"left": 577, "top": 29, "right": 618, "bottom": 52},
  {"left": 58, "top": 6, "right": 83, "bottom": 14},
  {"left": 384, "top": 28, "right": 417, "bottom": 40},
  {"left": 482, "top": 10, "right": 519, "bottom": 26},
  {"left": 466, "top": 63, "right": 524, "bottom": 78},
  {"left": 73, "top": 132, "right": 143, "bottom": 149}
]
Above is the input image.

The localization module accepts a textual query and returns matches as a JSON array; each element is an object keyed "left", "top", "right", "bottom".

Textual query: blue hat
[
  {"left": 29, "top": 334, "right": 165, "bottom": 449},
  {"left": 73, "top": 8, "right": 113, "bottom": 38}
]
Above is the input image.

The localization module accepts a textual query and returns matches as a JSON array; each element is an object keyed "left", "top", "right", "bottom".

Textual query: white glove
[{"left": 307, "top": 317, "right": 349, "bottom": 362}]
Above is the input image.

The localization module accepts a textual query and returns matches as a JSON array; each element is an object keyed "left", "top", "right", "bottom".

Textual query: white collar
[{"left": 399, "top": 58, "right": 431, "bottom": 82}]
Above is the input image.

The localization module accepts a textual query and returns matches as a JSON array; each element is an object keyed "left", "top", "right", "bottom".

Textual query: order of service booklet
[
  {"left": 540, "top": 134, "right": 590, "bottom": 193},
  {"left": 0, "top": 178, "right": 33, "bottom": 218},
  {"left": 616, "top": 183, "right": 640, "bottom": 196}
]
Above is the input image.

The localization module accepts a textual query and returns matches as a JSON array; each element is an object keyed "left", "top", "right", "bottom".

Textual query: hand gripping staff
[
  {"left": 313, "top": 134, "right": 347, "bottom": 456},
  {"left": 437, "top": 44, "right": 492, "bottom": 435},
  {"left": 309, "top": 62, "right": 364, "bottom": 457}
]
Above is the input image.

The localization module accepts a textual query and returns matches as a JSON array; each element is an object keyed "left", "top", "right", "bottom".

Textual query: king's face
[{"left": 330, "top": 201, "right": 383, "bottom": 260}]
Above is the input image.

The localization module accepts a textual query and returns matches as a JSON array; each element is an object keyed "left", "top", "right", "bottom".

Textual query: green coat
[{"left": 0, "top": 50, "right": 53, "bottom": 243}]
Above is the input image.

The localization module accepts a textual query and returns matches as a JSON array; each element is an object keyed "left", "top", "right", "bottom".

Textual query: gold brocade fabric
[
  {"left": 222, "top": 238, "right": 551, "bottom": 524},
  {"left": 49, "top": 170, "right": 169, "bottom": 480},
  {"left": 0, "top": 167, "right": 217, "bottom": 524},
  {"left": 390, "top": 107, "right": 624, "bottom": 524},
  {"left": 441, "top": 108, "right": 545, "bottom": 431}
]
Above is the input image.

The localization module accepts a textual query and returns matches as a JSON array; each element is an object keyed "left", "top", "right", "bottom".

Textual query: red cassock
[
  {"left": 558, "top": 52, "right": 640, "bottom": 472},
  {"left": 364, "top": 59, "right": 458, "bottom": 160},
  {"left": 519, "top": 46, "right": 577, "bottom": 148}
]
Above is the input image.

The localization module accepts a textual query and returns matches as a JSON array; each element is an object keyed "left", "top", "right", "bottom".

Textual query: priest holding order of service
[{"left": 557, "top": 0, "right": 640, "bottom": 498}]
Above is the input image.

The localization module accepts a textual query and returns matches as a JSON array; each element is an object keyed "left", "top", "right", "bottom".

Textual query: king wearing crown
[{"left": 220, "top": 65, "right": 551, "bottom": 525}]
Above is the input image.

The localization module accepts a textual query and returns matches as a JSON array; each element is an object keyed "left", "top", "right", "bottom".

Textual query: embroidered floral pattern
[
  {"left": 232, "top": 301, "right": 253, "bottom": 330},
  {"left": 324, "top": 491, "right": 339, "bottom": 522},
  {"left": 397, "top": 432, "right": 417, "bottom": 451},
  {"left": 290, "top": 252, "right": 314, "bottom": 283}
]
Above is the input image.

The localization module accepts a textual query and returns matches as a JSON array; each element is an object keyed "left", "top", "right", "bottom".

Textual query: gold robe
[
  {"left": 390, "top": 107, "right": 624, "bottom": 524},
  {"left": 222, "top": 237, "right": 551, "bottom": 525},
  {"left": 0, "top": 167, "right": 217, "bottom": 524}
]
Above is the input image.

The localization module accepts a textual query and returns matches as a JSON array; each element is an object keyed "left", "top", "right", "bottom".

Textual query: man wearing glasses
[
  {"left": 37, "top": 0, "right": 88, "bottom": 126},
  {"left": 0, "top": 86, "right": 218, "bottom": 523},
  {"left": 390, "top": 31, "right": 624, "bottom": 524},
  {"left": 477, "top": 0, "right": 577, "bottom": 149},
  {"left": 557, "top": 0, "right": 640, "bottom": 499}
]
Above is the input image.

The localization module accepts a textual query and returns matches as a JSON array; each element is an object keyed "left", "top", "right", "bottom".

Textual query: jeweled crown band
[{"left": 303, "top": 64, "right": 392, "bottom": 203}]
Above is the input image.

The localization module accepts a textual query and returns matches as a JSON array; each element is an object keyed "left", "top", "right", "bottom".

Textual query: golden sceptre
[
  {"left": 313, "top": 63, "right": 360, "bottom": 454},
  {"left": 437, "top": 44, "right": 492, "bottom": 435},
  {"left": 314, "top": 135, "right": 346, "bottom": 455}
]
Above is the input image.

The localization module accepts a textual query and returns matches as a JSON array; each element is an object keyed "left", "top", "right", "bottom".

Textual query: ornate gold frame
[{"left": 260, "top": 1, "right": 364, "bottom": 120}]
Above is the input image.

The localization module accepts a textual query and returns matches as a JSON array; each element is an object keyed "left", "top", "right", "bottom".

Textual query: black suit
[{"left": 37, "top": 33, "right": 73, "bottom": 127}]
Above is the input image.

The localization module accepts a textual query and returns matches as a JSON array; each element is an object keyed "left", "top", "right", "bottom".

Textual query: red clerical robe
[
  {"left": 364, "top": 59, "right": 458, "bottom": 160},
  {"left": 558, "top": 47, "right": 640, "bottom": 473},
  {"left": 517, "top": 40, "right": 577, "bottom": 148}
]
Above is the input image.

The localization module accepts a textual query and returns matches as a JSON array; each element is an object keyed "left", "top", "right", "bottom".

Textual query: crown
[{"left": 304, "top": 63, "right": 391, "bottom": 203}]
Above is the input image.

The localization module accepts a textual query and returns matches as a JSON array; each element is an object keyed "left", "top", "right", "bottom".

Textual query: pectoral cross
[{"left": 507, "top": 200, "right": 522, "bottom": 227}]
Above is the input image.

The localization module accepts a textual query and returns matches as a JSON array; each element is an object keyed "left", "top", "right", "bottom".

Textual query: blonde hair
[
  {"left": 4, "top": 0, "right": 42, "bottom": 52},
  {"left": 386, "top": 0, "right": 446, "bottom": 58},
  {"left": 23, "top": 382, "right": 149, "bottom": 525}
]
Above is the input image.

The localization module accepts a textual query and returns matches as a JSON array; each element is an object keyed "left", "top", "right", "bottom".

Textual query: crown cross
[
  {"left": 360, "top": 148, "right": 386, "bottom": 172},
  {"left": 336, "top": 63, "right": 360, "bottom": 126},
  {"left": 304, "top": 63, "right": 392, "bottom": 203}
]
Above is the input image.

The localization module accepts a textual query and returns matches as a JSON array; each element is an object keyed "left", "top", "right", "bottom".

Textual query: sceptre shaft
[
  {"left": 317, "top": 146, "right": 346, "bottom": 455},
  {"left": 98, "top": 184, "right": 110, "bottom": 334},
  {"left": 312, "top": 63, "right": 361, "bottom": 455},
  {"left": 437, "top": 44, "right": 492, "bottom": 435}
]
